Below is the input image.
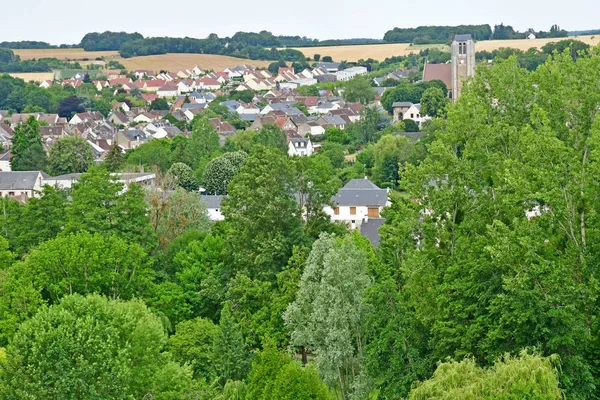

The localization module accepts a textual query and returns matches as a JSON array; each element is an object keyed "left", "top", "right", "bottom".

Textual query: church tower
[{"left": 451, "top": 34, "right": 475, "bottom": 101}]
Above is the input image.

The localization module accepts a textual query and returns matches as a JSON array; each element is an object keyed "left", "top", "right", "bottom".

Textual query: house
[
  {"left": 359, "top": 218, "right": 385, "bottom": 247},
  {"left": 69, "top": 111, "right": 104, "bottom": 125},
  {"left": 297, "top": 122, "right": 325, "bottom": 137},
  {"left": 316, "top": 62, "right": 342, "bottom": 73},
  {"left": 208, "top": 118, "right": 236, "bottom": 136},
  {"left": 46, "top": 172, "right": 156, "bottom": 191},
  {"left": 0, "top": 123, "right": 14, "bottom": 149},
  {"left": 39, "top": 80, "right": 53, "bottom": 89},
  {"left": 0, "top": 171, "right": 48, "bottom": 201},
  {"left": 113, "top": 102, "right": 131, "bottom": 113},
  {"left": 324, "top": 178, "right": 390, "bottom": 229},
  {"left": 0, "top": 152, "right": 11, "bottom": 171},
  {"left": 109, "top": 111, "right": 130, "bottom": 126},
  {"left": 200, "top": 195, "right": 225, "bottom": 221},
  {"left": 317, "top": 115, "right": 347, "bottom": 130},
  {"left": 157, "top": 83, "right": 178, "bottom": 98},
  {"left": 527, "top": 32, "right": 537, "bottom": 40},
  {"left": 288, "top": 138, "right": 314, "bottom": 157},
  {"left": 142, "top": 94, "right": 159, "bottom": 104},
  {"left": 392, "top": 102, "right": 430, "bottom": 127},
  {"left": 109, "top": 78, "right": 133, "bottom": 87},
  {"left": 197, "top": 77, "right": 221, "bottom": 91},
  {"left": 334, "top": 66, "right": 368, "bottom": 81}
]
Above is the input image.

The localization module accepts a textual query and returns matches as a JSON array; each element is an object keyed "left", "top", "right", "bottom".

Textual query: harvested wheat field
[
  {"left": 293, "top": 35, "right": 600, "bottom": 62},
  {"left": 13, "top": 48, "right": 119, "bottom": 61},
  {"left": 120, "top": 53, "right": 271, "bottom": 72},
  {"left": 8, "top": 72, "right": 56, "bottom": 82}
]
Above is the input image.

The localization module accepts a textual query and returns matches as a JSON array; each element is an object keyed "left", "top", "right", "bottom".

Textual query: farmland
[
  {"left": 13, "top": 48, "right": 119, "bottom": 61},
  {"left": 291, "top": 35, "right": 600, "bottom": 62},
  {"left": 8, "top": 72, "right": 56, "bottom": 82},
  {"left": 118, "top": 53, "right": 271, "bottom": 72}
]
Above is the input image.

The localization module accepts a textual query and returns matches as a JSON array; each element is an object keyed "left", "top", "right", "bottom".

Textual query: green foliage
[
  {"left": 384, "top": 24, "right": 493, "bottom": 43},
  {"left": 64, "top": 167, "right": 155, "bottom": 247},
  {"left": 47, "top": 135, "right": 95, "bottom": 175},
  {"left": 0, "top": 294, "right": 198, "bottom": 399},
  {"left": 186, "top": 118, "right": 221, "bottom": 170},
  {"left": 150, "top": 97, "right": 170, "bottom": 110},
  {"left": 346, "top": 106, "right": 390, "bottom": 144},
  {"left": 212, "top": 302, "right": 253, "bottom": 385},
  {"left": 80, "top": 31, "right": 144, "bottom": 51},
  {"left": 10, "top": 116, "right": 46, "bottom": 171},
  {"left": 342, "top": 76, "right": 376, "bottom": 105},
  {"left": 372, "top": 135, "right": 414, "bottom": 188},
  {"left": 125, "top": 138, "right": 173, "bottom": 171},
  {"left": 154, "top": 187, "right": 210, "bottom": 248},
  {"left": 203, "top": 157, "right": 235, "bottom": 195},
  {"left": 408, "top": 352, "right": 562, "bottom": 399},
  {"left": 420, "top": 87, "right": 447, "bottom": 118},
  {"left": 284, "top": 233, "right": 373, "bottom": 399},
  {"left": 222, "top": 146, "right": 302, "bottom": 278},
  {"left": 246, "top": 344, "right": 330, "bottom": 400},
  {"left": 324, "top": 127, "right": 348, "bottom": 144},
  {"left": 168, "top": 317, "right": 219, "bottom": 380},
  {"left": 381, "top": 80, "right": 447, "bottom": 114},
  {"left": 168, "top": 162, "right": 199, "bottom": 191},
  {"left": 104, "top": 140, "right": 124, "bottom": 171},
  {"left": 252, "top": 124, "right": 288, "bottom": 153}
]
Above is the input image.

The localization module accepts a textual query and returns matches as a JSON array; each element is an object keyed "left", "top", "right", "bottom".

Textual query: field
[
  {"left": 8, "top": 72, "right": 56, "bottom": 82},
  {"left": 291, "top": 35, "right": 600, "bottom": 62},
  {"left": 13, "top": 48, "right": 119, "bottom": 61},
  {"left": 118, "top": 53, "right": 271, "bottom": 72}
]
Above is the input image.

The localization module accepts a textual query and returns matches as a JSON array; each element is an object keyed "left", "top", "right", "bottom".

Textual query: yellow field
[
  {"left": 13, "top": 48, "right": 119, "bottom": 61},
  {"left": 8, "top": 72, "right": 55, "bottom": 82},
  {"left": 119, "top": 53, "right": 271, "bottom": 72},
  {"left": 292, "top": 35, "right": 600, "bottom": 62}
]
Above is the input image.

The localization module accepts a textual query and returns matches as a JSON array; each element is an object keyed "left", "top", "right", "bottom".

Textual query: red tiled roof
[{"left": 423, "top": 63, "right": 452, "bottom": 89}]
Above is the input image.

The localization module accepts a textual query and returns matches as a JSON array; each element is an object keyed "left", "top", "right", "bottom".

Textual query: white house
[
  {"left": 288, "top": 138, "right": 314, "bottom": 157},
  {"left": 0, "top": 152, "right": 11, "bottom": 172},
  {"left": 334, "top": 66, "right": 368, "bottom": 81},
  {"left": 0, "top": 171, "right": 47, "bottom": 200},
  {"left": 200, "top": 195, "right": 225, "bottom": 221},
  {"left": 324, "top": 178, "right": 390, "bottom": 229},
  {"left": 527, "top": 32, "right": 537, "bottom": 40}
]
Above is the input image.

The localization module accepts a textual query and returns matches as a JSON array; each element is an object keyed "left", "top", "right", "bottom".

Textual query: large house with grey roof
[
  {"left": 325, "top": 178, "right": 390, "bottom": 229},
  {"left": 0, "top": 171, "right": 49, "bottom": 201}
]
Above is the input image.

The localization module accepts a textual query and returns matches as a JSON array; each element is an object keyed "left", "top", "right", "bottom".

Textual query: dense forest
[
  {"left": 383, "top": 23, "right": 569, "bottom": 43},
  {"left": 1, "top": 44, "right": 600, "bottom": 399}
]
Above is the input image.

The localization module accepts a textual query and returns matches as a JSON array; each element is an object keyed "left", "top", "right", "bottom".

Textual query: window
[
  {"left": 459, "top": 42, "right": 467, "bottom": 55},
  {"left": 411, "top": 113, "right": 414, "bottom": 118},
  {"left": 334, "top": 207, "right": 340, "bottom": 215},
  {"left": 8, "top": 192, "right": 14, "bottom": 197},
  {"left": 350, "top": 207, "right": 356, "bottom": 215}
]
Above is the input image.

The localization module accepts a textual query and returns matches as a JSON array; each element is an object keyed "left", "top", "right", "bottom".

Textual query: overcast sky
[{"left": 0, "top": 0, "right": 597, "bottom": 44}]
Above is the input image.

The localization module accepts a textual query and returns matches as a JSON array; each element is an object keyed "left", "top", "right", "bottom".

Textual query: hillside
[{"left": 291, "top": 35, "right": 600, "bottom": 62}]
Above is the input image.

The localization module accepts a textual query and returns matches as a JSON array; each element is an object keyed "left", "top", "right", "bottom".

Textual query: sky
[{"left": 0, "top": 0, "right": 597, "bottom": 45}]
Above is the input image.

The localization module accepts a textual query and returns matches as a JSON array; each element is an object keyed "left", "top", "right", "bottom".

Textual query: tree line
[{"left": 383, "top": 23, "right": 569, "bottom": 44}]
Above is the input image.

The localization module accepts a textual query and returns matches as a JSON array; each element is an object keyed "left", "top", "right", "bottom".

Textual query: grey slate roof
[
  {"left": 360, "top": 218, "right": 386, "bottom": 247},
  {"left": 291, "top": 138, "right": 310, "bottom": 148},
  {"left": 454, "top": 34, "right": 473, "bottom": 41},
  {"left": 392, "top": 102, "right": 413, "bottom": 108},
  {"left": 332, "top": 179, "right": 388, "bottom": 207},
  {"left": 0, "top": 171, "right": 41, "bottom": 190},
  {"left": 200, "top": 195, "right": 224, "bottom": 209}
]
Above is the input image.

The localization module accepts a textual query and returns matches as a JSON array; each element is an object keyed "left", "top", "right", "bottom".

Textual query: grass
[{"left": 292, "top": 35, "right": 600, "bottom": 62}]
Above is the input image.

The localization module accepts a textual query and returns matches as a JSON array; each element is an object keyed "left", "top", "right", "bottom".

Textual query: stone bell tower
[{"left": 451, "top": 34, "right": 475, "bottom": 101}]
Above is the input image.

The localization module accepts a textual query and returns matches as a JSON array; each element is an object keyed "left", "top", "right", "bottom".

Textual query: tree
[
  {"left": 372, "top": 134, "right": 414, "bottom": 188},
  {"left": 342, "top": 76, "right": 376, "bottom": 105},
  {"left": 420, "top": 87, "right": 448, "bottom": 118},
  {"left": 212, "top": 302, "right": 252, "bottom": 385},
  {"left": 150, "top": 97, "right": 170, "bottom": 110},
  {"left": 222, "top": 146, "right": 302, "bottom": 278},
  {"left": 104, "top": 140, "right": 124, "bottom": 171},
  {"left": 154, "top": 187, "right": 210, "bottom": 248},
  {"left": 10, "top": 116, "right": 47, "bottom": 171},
  {"left": 346, "top": 106, "right": 389, "bottom": 144},
  {"left": 294, "top": 155, "right": 340, "bottom": 237},
  {"left": 47, "top": 135, "right": 94, "bottom": 175},
  {"left": 10, "top": 231, "right": 152, "bottom": 303},
  {"left": 202, "top": 157, "right": 235, "bottom": 195},
  {"left": 380, "top": 52, "right": 600, "bottom": 398},
  {"left": 57, "top": 95, "right": 86, "bottom": 118},
  {"left": 408, "top": 352, "right": 562, "bottom": 399},
  {"left": 252, "top": 124, "right": 288, "bottom": 153},
  {"left": 168, "top": 162, "right": 199, "bottom": 191},
  {"left": 64, "top": 167, "right": 155, "bottom": 247},
  {"left": 0, "top": 294, "right": 198, "bottom": 399},
  {"left": 186, "top": 118, "right": 221, "bottom": 170},
  {"left": 268, "top": 60, "right": 287, "bottom": 74},
  {"left": 284, "top": 233, "right": 373, "bottom": 399},
  {"left": 168, "top": 317, "right": 219, "bottom": 380},
  {"left": 314, "top": 54, "right": 321, "bottom": 62},
  {"left": 11, "top": 185, "right": 66, "bottom": 256},
  {"left": 322, "top": 56, "right": 333, "bottom": 62},
  {"left": 325, "top": 127, "right": 347, "bottom": 144},
  {"left": 246, "top": 344, "right": 330, "bottom": 400}
]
